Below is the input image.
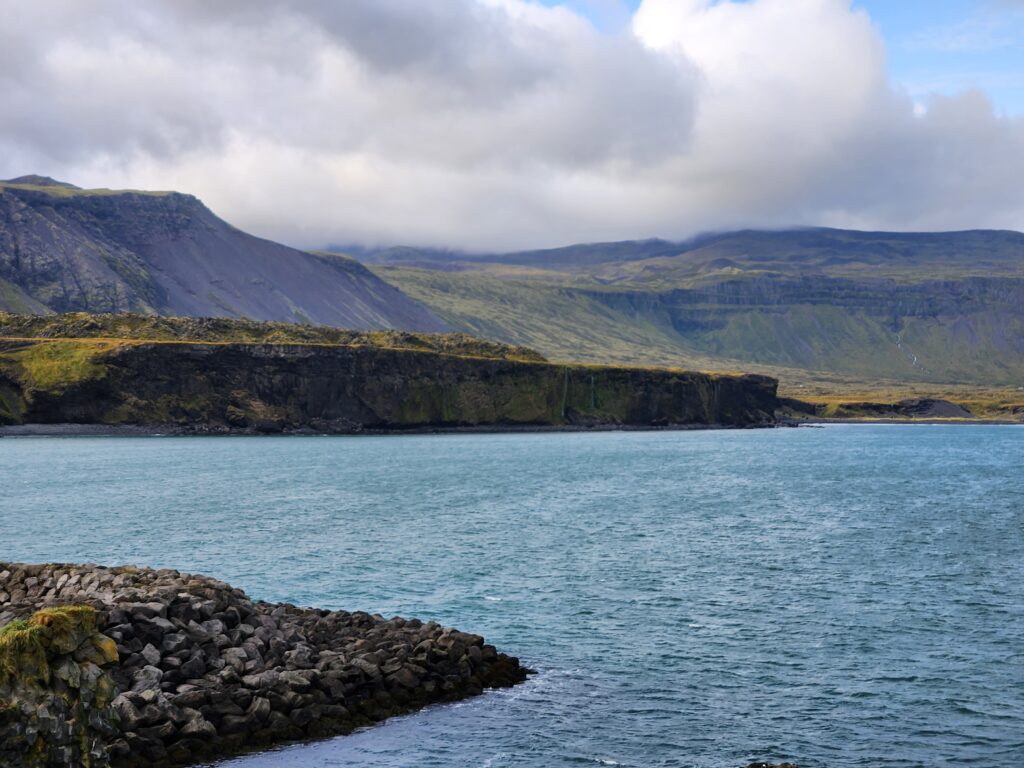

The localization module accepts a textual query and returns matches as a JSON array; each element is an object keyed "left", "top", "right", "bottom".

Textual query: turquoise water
[{"left": 1, "top": 426, "right": 1022, "bottom": 767}]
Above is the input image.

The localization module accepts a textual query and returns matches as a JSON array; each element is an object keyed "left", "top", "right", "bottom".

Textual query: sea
[{"left": 2, "top": 425, "right": 1022, "bottom": 767}]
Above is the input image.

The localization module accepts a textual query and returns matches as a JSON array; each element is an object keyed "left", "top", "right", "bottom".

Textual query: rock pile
[{"left": 0, "top": 562, "right": 527, "bottom": 767}]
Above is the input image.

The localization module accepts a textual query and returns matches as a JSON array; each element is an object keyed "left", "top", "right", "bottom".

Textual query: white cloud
[{"left": 1, "top": 0, "right": 1022, "bottom": 250}]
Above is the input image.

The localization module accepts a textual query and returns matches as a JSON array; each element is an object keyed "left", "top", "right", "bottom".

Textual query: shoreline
[
  {"left": 0, "top": 421, "right": 776, "bottom": 438},
  {"left": 785, "top": 417, "right": 1022, "bottom": 426},
  {"left": 1, "top": 418, "right": 1020, "bottom": 438}
]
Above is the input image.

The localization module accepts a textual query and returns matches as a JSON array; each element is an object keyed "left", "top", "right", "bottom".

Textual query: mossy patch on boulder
[
  {"left": 0, "top": 604, "right": 120, "bottom": 767},
  {"left": 0, "top": 605, "right": 103, "bottom": 684}
]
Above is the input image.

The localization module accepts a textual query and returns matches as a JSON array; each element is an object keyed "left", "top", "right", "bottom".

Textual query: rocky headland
[
  {"left": 0, "top": 313, "right": 781, "bottom": 433},
  {"left": 0, "top": 562, "right": 527, "bottom": 767}
]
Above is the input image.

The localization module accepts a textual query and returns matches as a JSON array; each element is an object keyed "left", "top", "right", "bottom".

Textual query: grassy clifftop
[
  {"left": 0, "top": 312, "right": 546, "bottom": 362},
  {"left": 0, "top": 175, "right": 176, "bottom": 199}
]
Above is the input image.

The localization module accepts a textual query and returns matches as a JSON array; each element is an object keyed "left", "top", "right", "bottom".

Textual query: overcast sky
[{"left": 2, "top": 0, "right": 1023, "bottom": 251}]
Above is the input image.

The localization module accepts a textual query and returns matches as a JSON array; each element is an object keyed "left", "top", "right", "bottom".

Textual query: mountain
[
  {"left": 361, "top": 227, "right": 1024, "bottom": 279},
  {"left": 350, "top": 238, "right": 684, "bottom": 269},
  {"left": 4, "top": 175, "right": 1020, "bottom": 395},
  {"left": 0, "top": 177, "right": 445, "bottom": 331},
  {"left": 357, "top": 228, "right": 1024, "bottom": 390}
]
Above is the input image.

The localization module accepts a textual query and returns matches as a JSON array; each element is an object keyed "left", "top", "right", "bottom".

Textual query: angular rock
[{"left": 130, "top": 665, "right": 164, "bottom": 693}]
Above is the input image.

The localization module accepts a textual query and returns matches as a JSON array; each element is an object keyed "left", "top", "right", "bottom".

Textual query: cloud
[{"left": 0, "top": 0, "right": 1022, "bottom": 250}]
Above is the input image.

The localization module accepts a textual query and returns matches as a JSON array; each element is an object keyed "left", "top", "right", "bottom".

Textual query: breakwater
[{"left": 0, "top": 562, "right": 527, "bottom": 767}]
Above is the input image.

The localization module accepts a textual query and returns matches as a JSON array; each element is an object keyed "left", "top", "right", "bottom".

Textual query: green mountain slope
[{"left": 365, "top": 228, "right": 1024, "bottom": 389}]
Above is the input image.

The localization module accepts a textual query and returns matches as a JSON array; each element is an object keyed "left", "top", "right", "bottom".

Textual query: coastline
[
  {"left": 2, "top": 417, "right": 1020, "bottom": 438},
  {"left": 784, "top": 417, "right": 1023, "bottom": 426},
  {"left": 0, "top": 421, "right": 776, "bottom": 438},
  {"left": 0, "top": 335, "right": 779, "bottom": 434}
]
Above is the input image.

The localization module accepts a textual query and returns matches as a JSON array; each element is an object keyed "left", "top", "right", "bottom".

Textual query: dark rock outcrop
[
  {"left": 0, "top": 328, "right": 780, "bottom": 431},
  {"left": 0, "top": 563, "right": 527, "bottom": 767},
  {"left": 779, "top": 396, "right": 977, "bottom": 421},
  {"left": 836, "top": 397, "right": 974, "bottom": 419}
]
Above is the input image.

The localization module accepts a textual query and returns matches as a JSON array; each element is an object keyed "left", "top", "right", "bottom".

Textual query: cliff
[
  {"left": 0, "top": 562, "right": 526, "bottom": 767},
  {"left": 0, "top": 314, "right": 779, "bottom": 431}
]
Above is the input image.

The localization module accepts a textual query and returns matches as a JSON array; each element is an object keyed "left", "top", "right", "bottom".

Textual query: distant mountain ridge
[
  {"left": 0, "top": 177, "right": 445, "bottom": 331},
  {"left": 347, "top": 238, "right": 685, "bottom": 269},
  {"left": 357, "top": 228, "right": 1024, "bottom": 389},
  {"left": 354, "top": 227, "right": 1024, "bottom": 277}
]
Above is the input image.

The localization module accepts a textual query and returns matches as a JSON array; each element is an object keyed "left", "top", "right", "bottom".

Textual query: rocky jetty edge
[{"left": 0, "top": 562, "right": 528, "bottom": 767}]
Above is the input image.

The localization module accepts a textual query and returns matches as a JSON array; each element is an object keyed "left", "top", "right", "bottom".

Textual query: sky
[
  {"left": 2, "top": 0, "right": 1023, "bottom": 251},
  {"left": 551, "top": 0, "right": 1024, "bottom": 112},
  {"left": 855, "top": 0, "right": 1024, "bottom": 115}
]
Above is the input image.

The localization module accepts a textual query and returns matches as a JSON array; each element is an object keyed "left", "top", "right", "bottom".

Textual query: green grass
[
  {"left": 0, "top": 339, "right": 112, "bottom": 391},
  {"left": 366, "top": 227, "right": 1024, "bottom": 391},
  {"left": 373, "top": 264, "right": 1024, "bottom": 386},
  {"left": 0, "top": 181, "right": 175, "bottom": 199},
  {"left": 0, "top": 278, "right": 49, "bottom": 315},
  {"left": 793, "top": 383, "right": 1024, "bottom": 420},
  {"left": 375, "top": 267, "right": 727, "bottom": 370},
  {"left": 0, "top": 312, "right": 545, "bottom": 363}
]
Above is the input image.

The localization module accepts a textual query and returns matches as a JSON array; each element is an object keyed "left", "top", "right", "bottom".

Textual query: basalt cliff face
[
  {"left": 0, "top": 318, "right": 779, "bottom": 431},
  {"left": 0, "top": 341, "right": 779, "bottom": 431}
]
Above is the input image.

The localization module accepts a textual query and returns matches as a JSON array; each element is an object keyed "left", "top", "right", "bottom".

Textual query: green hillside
[
  {"left": 364, "top": 228, "right": 1024, "bottom": 395},
  {"left": 0, "top": 312, "right": 544, "bottom": 362}
]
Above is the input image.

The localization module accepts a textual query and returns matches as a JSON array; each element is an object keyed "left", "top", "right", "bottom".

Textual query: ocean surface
[{"left": 1, "top": 425, "right": 1022, "bottom": 767}]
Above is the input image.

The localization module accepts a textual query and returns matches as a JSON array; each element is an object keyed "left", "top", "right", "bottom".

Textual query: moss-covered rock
[{"left": 0, "top": 605, "right": 120, "bottom": 767}]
